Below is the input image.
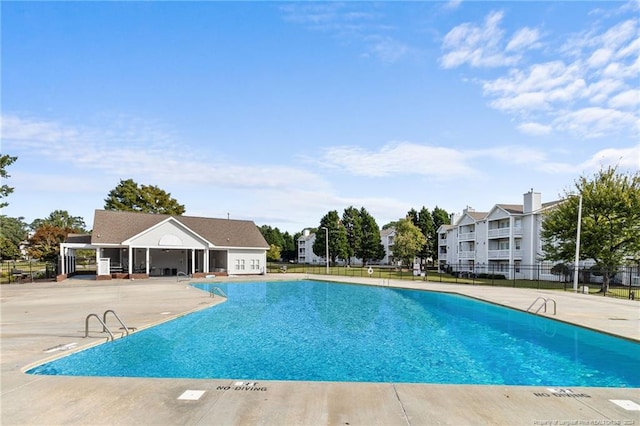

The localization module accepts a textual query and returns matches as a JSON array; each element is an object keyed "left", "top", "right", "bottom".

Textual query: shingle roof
[
  {"left": 496, "top": 204, "right": 524, "bottom": 214},
  {"left": 91, "top": 210, "right": 269, "bottom": 248},
  {"left": 467, "top": 211, "right": 488, "bottom": 221},
  {"left": 65, "top": 234, "right": 92, "bottom": 244}
]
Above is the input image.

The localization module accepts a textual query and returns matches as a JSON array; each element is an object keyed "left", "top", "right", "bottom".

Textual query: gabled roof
[
  {"left": 496, "top": 204, "right": 523, "bottom": 214},
  {"left": 542, "top": 200, "right": 563, "bottom": 209},
  {"left": 380, "top": 227, "right": 395, "bottom": 237},
  {"left": 91, "top": 210, "right": 269, "bottom": 248},
  {"left": 467, "top": 211, "right": 488, "bottom": 221},
  {"left": 437, "top": 224, "right": 455, "bottom": 233}
]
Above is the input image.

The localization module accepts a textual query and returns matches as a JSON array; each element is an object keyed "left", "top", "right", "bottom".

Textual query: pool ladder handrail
[
  {"left": 85, "top": 314, "right": 115, "bottom": 341},
  {"left": 85, "top": 310, "right": 135, "bottom": 341},
  {"left": 209, "top": 286, "right": 227, "bottom": 298},
  {"left": 526, "top": 297, "right": 557, "bottom": 315},
  {"left": 177, "top": 271, "right": 192, "bottom": 282},
  {"left": 102, "top": 309, "right": 136, "bottom": 335}
]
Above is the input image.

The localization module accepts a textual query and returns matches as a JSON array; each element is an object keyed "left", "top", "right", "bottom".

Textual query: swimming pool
[{"left": 27, "top": 280, "right": 640, "bottom": 386}]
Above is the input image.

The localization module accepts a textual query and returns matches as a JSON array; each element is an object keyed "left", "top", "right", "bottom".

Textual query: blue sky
[{"left": 2, "top": 1, "right": 639, "bottom": 234}]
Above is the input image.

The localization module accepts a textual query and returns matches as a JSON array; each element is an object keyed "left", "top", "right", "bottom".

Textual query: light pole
[
  {"left": 321, "top": 226, "right": 329, "bottom": 275},
  {"left": 573, "top": 194, "right": 583, "bottom": 293}
]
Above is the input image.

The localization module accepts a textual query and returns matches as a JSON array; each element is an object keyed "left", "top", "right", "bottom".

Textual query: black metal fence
[
  {"left": 268, "top": 262, "right": 640, "bottom": 301},
  {"left": 0, "top": 260, "right": 58, "bottom": 284}
]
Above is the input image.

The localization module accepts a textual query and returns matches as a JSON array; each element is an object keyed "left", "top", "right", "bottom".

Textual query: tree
[
  {"left": 104, "top": 178, "right": 185, "bottom": 215},
  {"left": 266, "top": 244, "right": 282, "bottom": 262},
  {"left": 408, "top": 207, "right": 434, "bottom": 265},
  {"left": 313, "top": 211, "right": 349, "bottom": 265},
  {"left": 342, "top": 206, "right": 362, "bottom": 266},
  {"left": 392, "top": 218, "right": 427, "bottom": 267},
  {"left": 30, "top": 210, "right": 87, "bottom": 233},
  {"left": 280, "top": 231, "right": 298, "bottom": 262},
  {"left": 259, "top": 226, "right": 297, "bottom": 262},
  {"left": 550, "top": 263, "right": 571, "bottom": 283},
  {"left": 0, "top": 155, "right": 17, "bottom": 208},
  {"left": 0, "top": 215, "right": 28, "bottom": 260},
  {"left": 259, "top": 225, "right": 285, "bottom": 249},
  {"left": 541, "top": 167, "right": 640, "bottom": 293},
  {"left": 357, "top": 207, "right": 385, "bottom": 265},
  {"left": 26, "top": 224, "right": 71, "bottom": 262}
]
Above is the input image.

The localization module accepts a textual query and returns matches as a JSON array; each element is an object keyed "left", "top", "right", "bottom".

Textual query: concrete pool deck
[{"left": 1, "top": 274, "right": 638, "bottom": 425}]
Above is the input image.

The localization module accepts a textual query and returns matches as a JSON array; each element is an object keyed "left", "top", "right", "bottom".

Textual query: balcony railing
[
  {"left": 488, "top": 228, "right": 509, "bottom": 238},
  {"left": 459, "top": 250, "right": 475, "bottom": 259},
  {"left": 488, "top": 227, "right": 523, "bottom": 238},
  {"left": 488, "top": 249, "right": 523, "bottom": 259},
  {"left": 458, "top": 232, "right": 475, "bottom": 241}
]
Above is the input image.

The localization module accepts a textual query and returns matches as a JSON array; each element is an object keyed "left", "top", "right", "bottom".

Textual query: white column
[
  {"left": 146, "top": 248, "right": 150, "bottom": 275},
  {"left": 204, "top": 249, "right": 209, "bottom": 273},
  {"left": 191, "top": 249, "right": 196, "bottom": 274},
  {"left": 128, "top": 247, "right": 133, "bottom": 275}
]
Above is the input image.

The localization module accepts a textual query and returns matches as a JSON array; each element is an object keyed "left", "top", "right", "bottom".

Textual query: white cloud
[
  {"left": 1, "top": 114, "right": 328, "bottom": 191},
  {"left": 363, "top": 35, "right": 411, "bottom": 63},
  {"left": 553, "top": 107, "right": 637, "bottom": 138},
  {"left": 440, "top": 10, "right": 525, "bottom": 68},
  {"left": 506, "top": 27, "right": 542, "bottom": 52},
  {"left": 518, "top": 122, "right": 553, "bottom": 135},
  {"left": 442, "top": 0, "right": 462, "bottom": 11},
  {"left": 608, "top": 89, "right": 640, "bottom": 108},
  {"left": 452, "top": 10, "right": 639, "bottom": 138},
  {"left": 578, "top": 146, "right": 640, "bottom": 171},
  {"left": 320, "top": 142, "right": 475, "bottom": 178},
  {"left": 587, "top": 48, "right": 614, "bottom": 68}
]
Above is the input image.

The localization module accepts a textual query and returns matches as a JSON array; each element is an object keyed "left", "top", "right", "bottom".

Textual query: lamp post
[
  {"left": 321, "top": 226, "right": 329, "bottom": 275},
  {"left": 573, "top": 194, "right": 583, "bottom": 293}
]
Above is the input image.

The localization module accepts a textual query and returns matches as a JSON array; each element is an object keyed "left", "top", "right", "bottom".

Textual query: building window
[
  {"left": 251, "top": 259, "right": 260, "bottom": 270},
  {"left": 235, "top": 259, "right": 245, "bottom": 270}
]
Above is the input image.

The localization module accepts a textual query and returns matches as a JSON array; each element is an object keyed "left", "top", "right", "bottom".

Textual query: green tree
[
  {"left": 357, "top": 207, "right": 385, "bottom": 265},
  {"left": 550, "top": 263, "right": 571, "bottom": 283},
  {"left": 104, "top": 178, "right": 185, "bottom": 215},
  {"left": 0, "top": 216, "right": 28, "bottom": 260},
  {"left": 342, "top": 206, "right": 362, "bottom": 266},
  {"left": 0, "top": 155, "right": 17, "bottom": 208},
  {"left": 266, "top": 244, "right": 282, "bottom": 262},
  {"left": 392, "top": 218, "right": 427, "bottom": 267},
  {"left": 541, "top": 167, "right": 640, "bottom": 293},
  {"left": 408, "top": 207, "right": 435, "bottom": 265},
  {"left": 280, "top": 231, "right": 297, "bottom": 262},
  {"left": 259, "top": 225, "right": 285, "bottom": 248},
  {"left": 259, "top": 226, "right": 297, "bottom": 262},
  {"left": 30, "top": 210, "right": 87, "bottom": 233},
  {"left": 313, "top": 211, "right": 349, "bottom": 265}
]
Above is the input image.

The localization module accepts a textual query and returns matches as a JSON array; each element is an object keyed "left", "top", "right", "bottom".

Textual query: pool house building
[{"left": 59, "top": 210, "right": 269, "bottom": 281}]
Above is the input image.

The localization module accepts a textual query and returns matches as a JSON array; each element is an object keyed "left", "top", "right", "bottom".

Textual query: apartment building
[
  {"left": 297, "top": 229, "right": 325, "bottom": 264},
  {"left": 437, "top": 190, "right": 561, "bottom": 280}
]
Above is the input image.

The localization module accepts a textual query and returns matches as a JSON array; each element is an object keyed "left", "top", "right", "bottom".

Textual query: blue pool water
[{"left": 28, "top": 280, "right": 640, "bottom": 386}]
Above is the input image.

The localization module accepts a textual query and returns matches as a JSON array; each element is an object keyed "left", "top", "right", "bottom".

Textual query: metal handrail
[
  {"left": 103, "top": 309, "right": 134, "bottom": 335},
  {"left": 526, "top": 297, "right": 557, "bottom": 315},
  {"left": 177, "top": 271, "right": 192, "bottom": 282},
  {"left": 85, "top": 314, "right": 115, "bottom": 341},
  {"left": 209, "top": 286, "right": 227, "bottom": 298}
]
